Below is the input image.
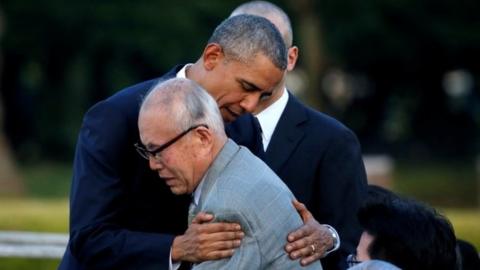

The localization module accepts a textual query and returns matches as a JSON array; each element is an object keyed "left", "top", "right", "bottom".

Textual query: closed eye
[
  {"left": 260, "top": 92, "right": 273, "bottom": 101},
  {"left": 239, "top": 79, "right": 261, "bottom": 92}
]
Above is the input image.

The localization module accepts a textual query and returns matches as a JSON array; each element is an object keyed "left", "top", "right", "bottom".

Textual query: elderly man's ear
[{"left": 193, "top": 126, "right": 215, "bottom": 155}]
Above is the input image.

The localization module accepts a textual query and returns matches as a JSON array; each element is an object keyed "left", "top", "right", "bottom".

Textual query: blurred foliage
[
  {"left": 393, "top": 160, "right": 478, "bottom": 207},
  {"left": 20, "top": 162, "right": 71, "bottom": 198},
  {"left": 1, "top": 0, "right": 248, "bottom": 161},
  {"left": 1, "top": 0, "right": 479, "bottom": 162},
  {"left": 317, "top": 0, "right": 480, "bottom": 157}
]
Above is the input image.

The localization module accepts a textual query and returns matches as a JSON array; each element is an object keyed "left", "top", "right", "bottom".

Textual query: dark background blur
[{"left": 1, "top": 0, "right": 479, "bottom": 188}]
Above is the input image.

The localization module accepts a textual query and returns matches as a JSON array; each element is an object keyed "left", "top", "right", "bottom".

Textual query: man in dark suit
[
  {"left": 60, "top": 14, "right": 328, "bottom": 270},
  {"left": 227, "top": 2, "right": 368, "bottom": 269}
]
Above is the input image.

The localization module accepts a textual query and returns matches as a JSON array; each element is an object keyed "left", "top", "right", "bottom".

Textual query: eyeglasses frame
[{"left": 134, "top": 124, "right": 208, "bottom": 161}]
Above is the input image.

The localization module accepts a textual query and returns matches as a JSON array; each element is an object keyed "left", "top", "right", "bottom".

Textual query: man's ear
[
  {"left": 194, "top": 126, "right": 214, "bottom": 155},
  {"left": 287, "top": 46, "right": 299, "bottom": 71},
  {"left": 202, "top": 43, "right": 224, "bottom": 71}
]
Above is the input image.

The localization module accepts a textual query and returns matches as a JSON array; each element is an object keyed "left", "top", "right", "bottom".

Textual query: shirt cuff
[
  {"left": 170, "top": 248, "right": 180, "bottom": 270},
  {"left": 322, "top": 224, "right": 341, "bottom": 258}
]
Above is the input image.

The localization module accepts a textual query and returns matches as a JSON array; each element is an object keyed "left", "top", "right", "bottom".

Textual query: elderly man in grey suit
[{"left": 137, "top": 77, "right": 323, "bottom": 270}]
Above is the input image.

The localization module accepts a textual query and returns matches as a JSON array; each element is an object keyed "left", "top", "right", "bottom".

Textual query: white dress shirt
[
  {"left": 176, "top": 64, "right": 192, "bottom": 79},
  {"left": 254, "top": 88, "right": 289, "bottom": 151}
]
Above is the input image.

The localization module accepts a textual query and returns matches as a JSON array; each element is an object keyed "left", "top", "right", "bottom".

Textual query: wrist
[{"left": 322, "top": 224, "right": 341, "bottom": 257}]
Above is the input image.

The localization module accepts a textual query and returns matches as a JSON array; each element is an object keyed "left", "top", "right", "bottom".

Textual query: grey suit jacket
[{"left": 192, "top": 139, "right": 322, "bottom": 270}]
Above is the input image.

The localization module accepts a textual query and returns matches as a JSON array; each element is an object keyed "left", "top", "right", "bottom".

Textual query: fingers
[
  {"left": 285, "top": 221, "right": 334, "bottom": 266},
  {"left": 185, "top": 230, "right": 243, "bottom": 262},
  {"left": 207, "top": 237, "right": 242, "bottom": 251},
  {"left": 195, "top": 221, "right": 243, "bottom": 234},
  {"left": 173, "top": 220, "right": 245, "bottom": 262},
  {"left": 202, "top": 249, "right": 235, "bottom": 260},
  {"left": 287, "top": 237, "right": 325, "bottom": 267},
  {"left": 197, "top": 230, "right": 245, "bottom": 244},
  {"left": 289, "top": 243, "right": 316, "bottom": 260},
  {"left": 287, "top": 223, "right": 312, "bottom": 243},
  {"left": 300, "top": 250, "right": 323, "bottom": 266},
  {"left": 192, "top": 212, "right": 243, "bottom": 232},
  {"left": 191, "top": 235, "right": 241, "bottom": 261},
  {"left": 192, "top": 212, "right": 215, "bottom": 224},
  {"left": 292, "top": 199, "right": 304, "bottom": 211},
  {"left": 285, "top": 232, "right": 311, "bottom": 253},
  {"left": 292, "top": 199, "right": 313, "bottom": 221}
]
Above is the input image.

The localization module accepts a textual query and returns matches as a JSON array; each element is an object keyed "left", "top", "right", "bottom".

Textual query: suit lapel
[
  {"left": 265, "top": 93, "right": 308, "bottom": 172},
  {"left": 196, "top": 140, "right": 240, "bottom": 211}
]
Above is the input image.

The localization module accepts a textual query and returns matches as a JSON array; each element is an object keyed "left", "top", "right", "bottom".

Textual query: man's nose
[
  {"left": 240, "top": 93, "right": 261, "bottom": 113},
  {"left": 149, "top": 157, "right": 163, "bottom": 170}
]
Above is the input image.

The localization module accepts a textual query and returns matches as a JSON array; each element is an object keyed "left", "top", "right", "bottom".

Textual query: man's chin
[
  {"left": 170, "top": 187, "right": 187, "bottom": 195},
  {"left": 221, "top": 109, "right": 239, "bottom": 123}
]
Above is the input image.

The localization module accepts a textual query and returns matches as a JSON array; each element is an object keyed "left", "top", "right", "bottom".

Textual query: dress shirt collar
[
  {"left": 255, "top": 88, "right": 289, "bottom": 150},
  {"left": 192, "top": 174, "right": 206, "bottom": 206},
  {"left": 176, "top": 64, "right": 193, "bottom": 79}
]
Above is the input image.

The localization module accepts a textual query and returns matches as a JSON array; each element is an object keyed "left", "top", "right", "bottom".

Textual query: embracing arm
[
  {"left": 69, "top": 99, "right": 243, "bottom": 269},
  {"left": 68, "top": 100, "right": 178, "bottom": 269},
  {"left": 285, "top": 200, "right": 339, "bottom": 266}
]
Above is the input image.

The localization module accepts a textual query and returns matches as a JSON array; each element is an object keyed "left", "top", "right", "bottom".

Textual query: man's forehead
[
  {"left": 234, "top": 54, "right": 279, "bottom": 77},
  {"left": 140, "top": 110, "right": 172, "bottom": 134}
]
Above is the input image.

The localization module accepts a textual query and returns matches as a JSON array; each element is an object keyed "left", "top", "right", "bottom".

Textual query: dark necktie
[
  {"left": 252, "top": 116, "right": 266, "bottom": 160},
  {"left": 178, "top": 261, "right": 193, "bottom": 270}
]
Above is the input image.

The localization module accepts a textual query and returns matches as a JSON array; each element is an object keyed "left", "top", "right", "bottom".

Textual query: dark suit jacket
[
  {"left": 59, "top": 65, "right": 191, "bottom": 270},
  {"left": 226, "top": 92, "right": 368, "bottom": 270}
]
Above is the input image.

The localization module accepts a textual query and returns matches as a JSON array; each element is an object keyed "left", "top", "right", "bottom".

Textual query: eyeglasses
[
  {"left": 347, "top": 254, "right": 361, "bottom": 267},
  {"left": 134, "top": 124, "right": 208, "bottom": 161}
]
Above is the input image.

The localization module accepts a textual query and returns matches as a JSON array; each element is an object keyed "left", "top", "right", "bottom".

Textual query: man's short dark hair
[{"left": 208, "top": 14, "right": 287, "bottom": 70}]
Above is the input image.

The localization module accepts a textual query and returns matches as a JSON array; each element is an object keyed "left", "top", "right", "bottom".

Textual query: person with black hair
[{"left": 348, "top": 185, "right": 458, "bottom": 270}]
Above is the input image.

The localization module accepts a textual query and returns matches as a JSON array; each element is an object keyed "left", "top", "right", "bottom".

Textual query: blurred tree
[
  {"left": 286, "top": 0, "right": 325, "bottom": 109},
  {"left": 1, "top": 0, "right": 238, "bottom": 162},
  {"left": 1, "top": 0, "right": 478, "bottom": 163},
  {"left": 0, "top": 5, "right": 24, "bottom": 196},
  {"left": 317, "top": 0, "right": 480, "bottom": 159}
]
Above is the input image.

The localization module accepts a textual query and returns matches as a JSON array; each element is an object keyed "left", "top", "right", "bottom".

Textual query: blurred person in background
[
  {"left": 346, "top": 185, "right": 457, "bottom": 270},
  {"left": 227, "top": 2, "right": 367, "bottom": 269},
  {"left": 456, "top": 239, "right": 480, "bottom": 270}
]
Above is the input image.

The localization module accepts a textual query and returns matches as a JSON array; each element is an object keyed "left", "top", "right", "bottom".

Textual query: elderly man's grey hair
[
  {"left": 208, "top": 14, "right": 287, "bottom": 70},
  {"left": 230, "top": 1, "right": 293, "bottom": 47},
  {"left": 141, "top": 78, "right": 225, "bottom": 137}
]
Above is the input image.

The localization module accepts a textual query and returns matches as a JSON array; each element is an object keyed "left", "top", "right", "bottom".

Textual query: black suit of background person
[{"left": 227, "top": 2, "right": 367, "bottom": 269}]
